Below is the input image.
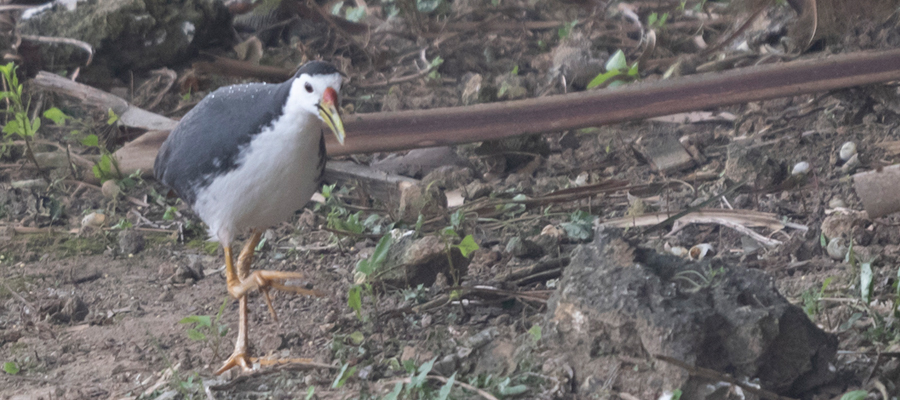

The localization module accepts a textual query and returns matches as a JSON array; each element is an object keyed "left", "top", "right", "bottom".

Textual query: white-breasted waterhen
[{"left": 154, "top": 61, "right": 345, "bottom": 374}]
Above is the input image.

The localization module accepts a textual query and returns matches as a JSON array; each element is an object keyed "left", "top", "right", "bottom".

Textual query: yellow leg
[
  {"left": 216, "top": 229, "right": 322, "bottom": 375},
  {"left": 217, "top": 242, "right": 252, "bottom": 375}
]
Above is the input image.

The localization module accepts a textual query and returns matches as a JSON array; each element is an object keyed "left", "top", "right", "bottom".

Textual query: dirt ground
[{"left": 3, "top": 0, "right": 900, "bottom": 399}]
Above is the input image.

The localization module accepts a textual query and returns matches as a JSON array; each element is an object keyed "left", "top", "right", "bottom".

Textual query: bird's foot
[
  {"left": 216, "top": 346, "right": 253, "bottom": 375},
  {"left": 228, "top": 270, "right": 325, "bottom": 320}
]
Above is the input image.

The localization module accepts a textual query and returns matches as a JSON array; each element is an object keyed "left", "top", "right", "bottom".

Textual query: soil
[{"left": 3, "top": 1, "right": 900, "bottom": 399}]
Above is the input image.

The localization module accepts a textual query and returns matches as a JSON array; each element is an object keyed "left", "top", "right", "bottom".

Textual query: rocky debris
[
  {"left": 723, "top": 141, "right": 787, "bottom": 190},
  {"left": 167, "top": 259, "right": 205, "bottom": 285},
  {"left": 371, "top": 147, "right": 472, "bottom": 179},
  {"left": 541, "top": 227, "right": 837, "bottom": 399},
  {"left": 398, "top": 181, "right": 448, "bottom": 224},
  {"left": 421, "top": 166, "right": 475, "bottom": 191},
  {"left": 433, "top": 327, "right": 500, "bottom": 376},
  {"left": 43, "top": 296, "right": 89, "bottom": 324},
  {"left": 464, "top": 180, "right": 492, "bottom": 200},
  {"left": 820, "top": 210, "right": 870, "bottom": 246},
  {"left": 633, "top": 129, "right": 695, "bottom": 172},
  {"left": 505, "top": 237, "right": 544, "bottom": 259},
  {"left": 21, "top": 0, "right": 232, "bottom": 78},
  {"left": 117, "top": 229, "right": 145, "bottom": 255},
  {"left": 369, "top": 234, "right": 468, "bottom": 289},
  {"left": 536, "top": 32, "right": 605, "bottom": 93}
]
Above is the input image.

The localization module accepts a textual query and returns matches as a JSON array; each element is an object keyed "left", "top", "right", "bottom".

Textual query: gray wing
[{"left": 154, "top": 80, "right": 293, "bottom": 205}]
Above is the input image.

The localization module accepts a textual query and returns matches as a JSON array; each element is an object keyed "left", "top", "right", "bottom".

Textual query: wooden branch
[
  {"left": 33, "top": 72, "right": 177, "bottom": 131},
  {"left": 31, "top": 48, "right": 900, "bottom": 189},
  {"left": 326, "top": 48, "right": 900, "bottom": 155}
]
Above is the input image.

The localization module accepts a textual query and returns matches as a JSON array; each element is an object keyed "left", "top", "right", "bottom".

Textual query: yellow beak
[{"left": 318, "top": 87, "right": 345, "bottom": 145}]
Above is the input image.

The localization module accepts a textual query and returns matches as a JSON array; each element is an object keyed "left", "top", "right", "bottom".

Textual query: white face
[{"left": 289, "top": 72, "right": 343, "bottom": 119}]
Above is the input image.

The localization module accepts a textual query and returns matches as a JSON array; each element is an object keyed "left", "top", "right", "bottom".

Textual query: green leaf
[
  {"left": 586, "top": 70, "right": 621, "bottom": 89},
  {"left": 304, "top": 387, "right": 315, "bottom": 400},
  {"left": 99, "top": 154, "right": 112, "bottom": 174},
  {"left": 561, "top": 210, "right": 596, "bottom": 241},
  {"left": 345, "top": 6, "right": 366, "bottom": 22},
  {"left": 382, "top": 382, "right": 403, "bottom": 400},
  {"left": 840, "top": 390, "right": 868, "bottom": 400},
  {"left": 415, "top": 214, "right": 425, "bottom": 233},
  {"left": 163, "top": 206, "right": 178, "bottom": 221},
  {"left": 605, "top": 49, "right": 627, "bottom": 71},
  {"left": 2, "top": 361, "right": 19, "bottom": 375},
  {"left": 410, "top": 357, "right": 436, "bottom": 389},
  {"left": 179, "top": 315, "right": 212, "bottom": 328},
  {"left": 417, "top": 0, "right": 443, "bottom": 13},
  {"left": 436, "top": 372, "right": 456, "bottom": 400},
  {"left": 348, "top": 330, "right": 365, "bottom": 345},
  {"left": 2, "top": 120, "right": 21, "bottom": 136},
  {"left": 321, "top": 183, "right": 334, "bottom": 198},
  {"left": 356, "top": 258, "right": 374, "bottom": 276},
  {"left": 860, "top": 261, "right": 873, "bottom": 303},
  {"left": 671, "top": 389, "right": 683, "bottom": 400},
  {"left": 186, "top": 329, "right": 207, "bottom": 341},
  {"left": 107, "top": 108, "right": 119, "bottom": 125},
  {"left": 43, "top": 107, "right": 70, "bottom": 125},
  {"left": 450, "top": 209, "right": 465, "bottom": 231},
  {"left": 111, "top": 218, "right": 133, "bottom": 230},
  {"left": 456, "top": 234, "right": 479, "bottom": 258},
  {"left": 497, "top": 377, "right": 528, "bottom": 396},
  {"left": 528, "top": 324, "right": 542, "bottom": 342},
  {"left": 370, "top": 234, "right": 393, "bottom": 269},
  {"left": 81, "top": 134, "right": 99, "bottom": 147},
  {"left": 29, "top": 116, "right": 40, "bottom": 136},
  {"left": 348, "top": 285, "right": 362, "bottom": 316},
  {"left": 627, "top": 62, "right": 640, "bottom": 77},
  {"left": 332, "top": 363, "right": 356, "bottom": 388},
  {"left": 557, "top": 20, "right": 577, "bottom": 39}
]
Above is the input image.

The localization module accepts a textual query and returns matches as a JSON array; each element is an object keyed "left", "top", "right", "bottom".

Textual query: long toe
[
  {"left": 216, "top": 350, "right": 253, "bottom": 375},
  {"left": 229, "top": 270, "right": 322, "bottom": 299}
]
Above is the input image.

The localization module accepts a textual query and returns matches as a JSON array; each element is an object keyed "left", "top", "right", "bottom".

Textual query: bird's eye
[{"left": 304, "top": 82, "right": 313, "bottom": 93}]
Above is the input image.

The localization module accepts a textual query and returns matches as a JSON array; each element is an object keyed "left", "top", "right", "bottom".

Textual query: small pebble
[
  {"left": 841, "top": 154, "right": 860, "bottom": 174},
  {"left": 839, "top": 141, "right": 857, "bottom": 161},
  {"left": 81, "top": 212, "right": 106, "bottom": 228},
  {"left": 101, "top": 180, "right": 120, "bottom": 199},
  {"left": 791, "top": 161, "right": 809, "bottom": 176},
  {"left": 826, "top": 237, "right": 848, "bottom": 260}
]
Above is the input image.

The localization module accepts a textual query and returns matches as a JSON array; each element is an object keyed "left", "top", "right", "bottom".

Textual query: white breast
[{"left": 192, "top": 101, "right": 322, "bottom": 247}]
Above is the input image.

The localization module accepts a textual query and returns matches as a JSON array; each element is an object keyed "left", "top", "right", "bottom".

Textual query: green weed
[
  {"left": 586, "top": 49, "right": 640, "bottom": 89},
  {"left": 178, "top": 298, "right": 230, "bottom": 363}
]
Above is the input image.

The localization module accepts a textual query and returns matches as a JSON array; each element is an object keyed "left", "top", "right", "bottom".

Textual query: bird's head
[{"left": 291, "top": 61, "right": 346, "bottom": 145}]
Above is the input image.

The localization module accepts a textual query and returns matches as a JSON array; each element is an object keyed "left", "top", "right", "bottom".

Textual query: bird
[{"left": 153, "top": 60, "right": 345, "bottom": 374}]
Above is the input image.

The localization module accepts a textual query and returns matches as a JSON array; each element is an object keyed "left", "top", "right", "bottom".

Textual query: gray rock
[
  {"left": 398, "top": 182, "right": 448, "bottom": 224},
  {"left": 464, "top": 181, "right": 492, "bottom": 200},
  {"left": 46, "top": 296, "right": 89, "bottom": 324},
  {"left": 117, "top": 229, "right": 145, "bottom": 255},
  {"left": 542, "top": 228, "right": 837, "bottom": 399},
  {"left": 369, "top": 234, "right": 469, "bottom": 289},
  {"left": 723, "top": 142, "right": 787, "bottom": 190},
  {"left": 506, "top": 237, "right": 544, "bottom": 259},
  {"left": 22, "top": 0, "right": 231, "bottom": 76}
]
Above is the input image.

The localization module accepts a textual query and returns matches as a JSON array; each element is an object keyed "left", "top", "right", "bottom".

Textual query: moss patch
[
  {"left": 26, "top": 233, "right": 107, "bottom": 258},
  {"left": 186, "top": 238, "right": 219, "bottom": 256}
]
